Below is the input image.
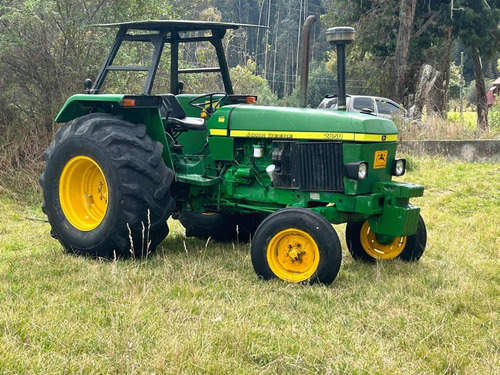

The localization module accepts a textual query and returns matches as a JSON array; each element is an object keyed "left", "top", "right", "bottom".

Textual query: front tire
[
  {"left": 40, "top": 113, "right": 175, "bottom": 258},
  {"left": 345, "top": 215, "right": 427, "bottom": 262},
  {"left": 251, "top": 208, "right": 342, "bottom": 285}
]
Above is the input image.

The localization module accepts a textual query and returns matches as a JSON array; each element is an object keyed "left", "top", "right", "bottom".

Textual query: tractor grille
[{"left": 298, "top": 142, "right": 344, "bottom": 191}]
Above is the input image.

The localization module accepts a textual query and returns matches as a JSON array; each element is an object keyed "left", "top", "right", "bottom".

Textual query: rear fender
[{"left": 55, "top": 94, "right": 174, "bottom": 171}]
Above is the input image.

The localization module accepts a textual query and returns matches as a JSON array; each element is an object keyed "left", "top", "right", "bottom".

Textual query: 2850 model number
[{"left": 324, "top": 132, "right": 344, "bottom": 140}]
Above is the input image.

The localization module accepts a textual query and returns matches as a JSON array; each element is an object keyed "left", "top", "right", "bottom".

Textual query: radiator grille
[{"left": 298, "top": 142, "right": 344, "bottom": 191}]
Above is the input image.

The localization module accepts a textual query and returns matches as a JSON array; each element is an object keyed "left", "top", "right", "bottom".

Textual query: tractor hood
[{"left": 207, "top": 105, "right": 398, "bottom": 142}]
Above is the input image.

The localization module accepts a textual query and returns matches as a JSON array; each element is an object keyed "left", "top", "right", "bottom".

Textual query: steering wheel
[{"left": 188, "top": 92, "right": 228, "bottom": 117}]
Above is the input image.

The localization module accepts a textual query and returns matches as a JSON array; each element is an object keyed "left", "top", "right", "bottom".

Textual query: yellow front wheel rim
[
  {"left": 267, "top": 228, "right": 320, "bottom": 282},
  {"left": 360, "top": 221, "right": 407, "bottom": 259},
  {"left": 59, "top": 156, "right": 108, "bottom": 231}
]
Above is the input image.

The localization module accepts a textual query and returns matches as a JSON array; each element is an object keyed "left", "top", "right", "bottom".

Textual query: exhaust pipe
[
  {"left": 299, "top": 15, "right": 317, "bottom": 108},
  {"left": 326, "top": 27, "right": 355, "bottom": 110}
]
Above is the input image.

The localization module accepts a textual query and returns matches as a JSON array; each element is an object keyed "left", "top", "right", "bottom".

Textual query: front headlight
[
  {"left": 358, "top": 162, "right": 368, "bottom": 179},
  {"left": 344, "top": 161, "right": 369, "bottom": 180},
  {"left": 392, "top": 159, "right": 406, "bottom": 176}
]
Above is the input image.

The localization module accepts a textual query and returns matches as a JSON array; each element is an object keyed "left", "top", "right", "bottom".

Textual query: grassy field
[{"left": 1, "top": 157, "right": 499, "bottom": 374}]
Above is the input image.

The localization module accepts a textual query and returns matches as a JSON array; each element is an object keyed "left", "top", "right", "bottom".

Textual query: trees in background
[
  {"left": 388, "top": 0, "right": 417, "bottom": 103},
  {"left": 0, "top": 0, "right": 499, "bottom": 171},
  {"left": 450, "top": 0, "right": 500, "bottom": 130},
  {"left": 323, "top": 0, "right": 499, "bottom": 130},
  {"left": 0, "top": 0, "right": 184, "bottom": 168}
]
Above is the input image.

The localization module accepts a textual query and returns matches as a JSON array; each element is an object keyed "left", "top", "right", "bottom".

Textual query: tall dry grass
[
  {"left": 397, "top": 111, "right": 500, "bottom": 141},
  {"left": 0, "top": 118, "right": 53, "bottom": 204}
]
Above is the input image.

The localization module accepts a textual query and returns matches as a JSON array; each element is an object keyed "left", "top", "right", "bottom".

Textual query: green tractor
[{"left": 40, "top": 20, "right": 426, "bottom": 285}]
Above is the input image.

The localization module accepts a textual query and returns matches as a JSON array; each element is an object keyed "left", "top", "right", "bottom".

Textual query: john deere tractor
[{"left": 40, "top": 20, "right": 426, "bottom": 285}]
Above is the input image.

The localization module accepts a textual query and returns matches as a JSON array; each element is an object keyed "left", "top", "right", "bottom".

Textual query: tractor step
[{"left": 175, "top": 173, "right": 221, "bottom": 186}]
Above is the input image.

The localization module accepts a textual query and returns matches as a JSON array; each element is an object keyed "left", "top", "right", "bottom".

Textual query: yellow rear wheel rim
[
  {"left": 59, "top": 156, "right": 108, "bottom": 231},
  {"left": 360, "top": 221, "right": 407, "bottom": 259},
  {"left": 267, "top": 228, "right": 320, "bottom": 282}
]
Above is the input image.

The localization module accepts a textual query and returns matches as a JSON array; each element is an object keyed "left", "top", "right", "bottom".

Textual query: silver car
[{"left": 318, "top": 94, "right": 408, "bottom": 119}]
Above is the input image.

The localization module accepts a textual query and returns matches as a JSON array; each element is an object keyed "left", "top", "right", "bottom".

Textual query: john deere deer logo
[{"left": 374, "top": 151, "right": 388, "bottom": 169}]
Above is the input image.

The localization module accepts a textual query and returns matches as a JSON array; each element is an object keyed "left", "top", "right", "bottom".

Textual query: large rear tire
[
  {"left": 40, "top": 113, "right": 175, "bottom": 258},
  {"left": 251, "top": 208, "right": 342, "bottom": 285}
]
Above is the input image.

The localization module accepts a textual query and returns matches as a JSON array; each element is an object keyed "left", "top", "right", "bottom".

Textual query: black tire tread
[
  {"left": 251, "top": 208, "right": 342, "bottom": 285},
  {"left": 40, "top": 113, "right": 175, "bottom": 258}
]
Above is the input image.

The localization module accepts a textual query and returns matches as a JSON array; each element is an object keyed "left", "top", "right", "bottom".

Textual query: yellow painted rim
[
  {"left": 266, "top": 228, "right": 320, "bottom": 282},
  {"left": 360, "top": 221, "right": 407, "bottom": 259},
  {"left": 59, "top": 156, "right": 108, "bottom": 231}
]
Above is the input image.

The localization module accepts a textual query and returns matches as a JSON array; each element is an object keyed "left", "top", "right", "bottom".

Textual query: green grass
[
  {"left": 447, "top": 111, "right": 477, "bottom": 129},
  {"left": 1, "top": 157, "right": 499, "bottom": 374},
  {"left": 446, "top": 107, "right": 500, "bottom": 130}
]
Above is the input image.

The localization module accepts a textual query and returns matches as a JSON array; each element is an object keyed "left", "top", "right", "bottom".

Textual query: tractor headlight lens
[
  {"left": 392, "top": 159, "right": 406, "bottom": 176},
  {"left": 344, "top": 162, "right": 368, "bottom": 180},
  {"left": 358, "top": 162, "right": 368, "bottom": 180}
]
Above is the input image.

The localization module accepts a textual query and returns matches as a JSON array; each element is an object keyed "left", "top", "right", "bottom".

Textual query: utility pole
[
  {"left": 459, "top": 51, "right": 464, "bottom": 129},
  {"left": 295, "top": 0, "right": 304, "bottom": 87},
  {"left": 272, "top": 7, "right": 279, "bottom": 93}
]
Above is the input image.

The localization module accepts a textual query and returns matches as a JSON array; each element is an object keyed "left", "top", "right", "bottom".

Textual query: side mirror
[{"left": 83, "top": 78, "right": 93, "bottom": 93}]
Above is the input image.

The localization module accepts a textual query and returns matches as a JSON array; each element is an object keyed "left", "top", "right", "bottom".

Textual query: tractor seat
[{"left": 160, "top": 94, "right": 206, "bottom": 131}]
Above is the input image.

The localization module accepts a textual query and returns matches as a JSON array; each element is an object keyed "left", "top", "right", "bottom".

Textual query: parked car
[{"left": 318, "top": 94, "right": 408, "bottom": 119}]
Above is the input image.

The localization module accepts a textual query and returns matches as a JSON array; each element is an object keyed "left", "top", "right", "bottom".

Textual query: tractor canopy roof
[
  {"left": 92, "top": 20, "right": 263, "bottom": 32},
  {"left": 90, "top": 20, "right": 264, "bottom": 95}
]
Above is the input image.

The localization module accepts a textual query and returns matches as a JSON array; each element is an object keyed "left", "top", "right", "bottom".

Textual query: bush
[
  {"left": 466, "top": 79, "right": 495, "bottom": 105},
  {"left": 230, "top": 60, "right": 279, "bottom": 106},
  {"left": 489, "top": 101, "right": 500, "bottom": 128}
]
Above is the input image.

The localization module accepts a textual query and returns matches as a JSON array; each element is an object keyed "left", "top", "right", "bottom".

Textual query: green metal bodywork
[
  {"left": 56, "top": 92, "right": 423, "bottom": 238},
  {"left": 207, "top": 105, "right": 398, "bottom": 138},
  {"left": 56, "top": 94, "right": 174, "bottom": 170}
]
